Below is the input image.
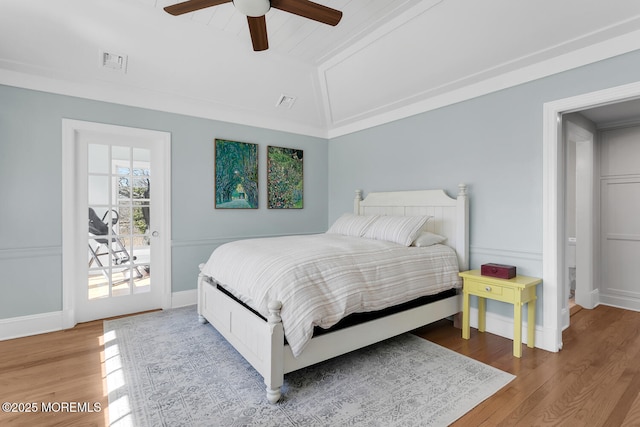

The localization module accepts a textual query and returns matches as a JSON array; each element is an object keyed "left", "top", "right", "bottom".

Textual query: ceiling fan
[{"left": 164, "top": 0, "right": 343, "bottom": 51}]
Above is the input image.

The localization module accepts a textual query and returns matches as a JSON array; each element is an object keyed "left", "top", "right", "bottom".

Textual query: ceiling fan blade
[
  {"left": 164, "top": 0, "right": 231, "bottom": 16},
  {"left": 270, "top": 0, "right": 342, "bottom": 26},
  {"left": 247, "top": 16, "right": 269, "bottom": 51}
]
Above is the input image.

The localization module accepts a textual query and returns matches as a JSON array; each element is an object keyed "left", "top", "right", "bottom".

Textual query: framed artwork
[
  {"left": 214, "top": 139, "right": 258, "bottom": 209},
  {"left": 267, "top": 146, "right": 303, "bottom": 209}
]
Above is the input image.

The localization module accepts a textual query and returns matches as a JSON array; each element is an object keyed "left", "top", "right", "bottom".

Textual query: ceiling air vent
[
  {"left": 100, "top": 50, "right": 128, "bottom": 73},
  {"left": 275, "top": 94, "right": 296, "bottom": 109}
]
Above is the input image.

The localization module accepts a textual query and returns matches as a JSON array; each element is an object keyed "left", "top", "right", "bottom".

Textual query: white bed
[{"left": 197, "top": 185, "right": 469, "bottom": 403}]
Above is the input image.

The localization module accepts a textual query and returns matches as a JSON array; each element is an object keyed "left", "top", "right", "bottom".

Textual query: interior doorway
[
  {"left": 62, "top": 119, "right": 172, "bottom": 326},
  {"left": 543, "top": 81, "right": 640, "bottom": 353}
]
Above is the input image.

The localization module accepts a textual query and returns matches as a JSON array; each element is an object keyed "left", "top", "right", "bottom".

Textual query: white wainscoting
[
  {"left": 0, "top": 233, "right": 320, "bottom": 341},
  {"left": 2, "top": 242, "right": 544, "bottom": 344}
]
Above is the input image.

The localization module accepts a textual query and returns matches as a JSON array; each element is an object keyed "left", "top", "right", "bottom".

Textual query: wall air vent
[
  {"left": 275, "top": 94, "right": 296, "bottom": 109},
  {"left": 100, "top": 50, "right": 128, "bottom": 73}
]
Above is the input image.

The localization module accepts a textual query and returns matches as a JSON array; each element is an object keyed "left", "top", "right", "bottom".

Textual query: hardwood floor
[
  {"left": 0, "top": 305, "right": 639, "bottom": 426},
  {"left": 0, "top": 320, "right": 108, "bottom": 427},
  {"left": 416, "top": 304, "right": 640, "bottom": 426}
]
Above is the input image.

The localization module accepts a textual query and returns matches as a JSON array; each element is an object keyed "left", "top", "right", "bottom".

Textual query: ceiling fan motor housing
[{"left": 233, "top": 0, "right": 271, "bottom": 17}]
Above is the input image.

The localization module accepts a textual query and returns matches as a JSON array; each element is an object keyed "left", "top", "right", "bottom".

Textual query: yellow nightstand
[{"left": 459, "top": 269, "right": 541, "bottom": 357}]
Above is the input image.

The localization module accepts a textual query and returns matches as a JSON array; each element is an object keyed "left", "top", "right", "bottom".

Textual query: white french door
[{"left": 62, "top": 120, "right": 171, "bottom": 324}]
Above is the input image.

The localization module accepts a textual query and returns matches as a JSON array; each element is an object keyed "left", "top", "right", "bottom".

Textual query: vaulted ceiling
[{"left": 2, "top": 0, "right": 640, "bottom": 137}]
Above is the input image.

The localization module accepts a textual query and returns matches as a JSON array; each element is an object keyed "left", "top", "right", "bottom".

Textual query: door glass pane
[
  {"left": 88, "top": 144, "right": 109, "bottom": 173},
  {"left": 88, "top": 176, "right": 109, "bottom": 205},
  {"left": 113, "top": 145, "right": 130, "bottom": 163},
  {"left": 88, "top": 268, "right": 110, "bottom": 300},
  {"left": 116, "top": 175, "right": 132, "bottom": 203},
  {"left": 133, "top": 147, "right": 149, "bottom": 163},
  {"left": 87, "top": 143, "right": 152, "bottom": 300},
  {"left": 133, "top": 263, "right": 151, "bottom": 294}
]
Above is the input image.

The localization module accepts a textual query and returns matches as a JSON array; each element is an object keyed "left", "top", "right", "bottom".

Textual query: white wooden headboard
[{"left": 354, "top": 184, "right": 469, "bottom": 270}]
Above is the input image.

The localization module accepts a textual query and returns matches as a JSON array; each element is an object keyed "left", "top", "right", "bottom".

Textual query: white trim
[
  {"left": 0, "top": 311, "right": 64, "bottom": 341},
  {"left": 0, "top": 67, "right": 328, "bottom": 139},
  {"left": 326, "top": 29, "right": 640, "bottom": 138},
  {"left": 170, "top": 230, "right": 322, "bottom": 248},
  {"left": 171, "top": 290, "right": 197, "bottom": 308},
  {"left": 543, "top": 80, "right": 640, "bottom": 353},
  {"left": 2, "top": 26, "right": 640, "bottom": 139},
  {"left": 599, "top": 292, "right": 640, "bottom": 312},
  {"left": 573, "top": 124, "right": 597, "bottom": 309},
  {"left": 0, "top": 292, "right": 195, "bottom": 341},
  {"left": 470, "top": 246, "right": 542, "bottom": 262},
  {"left": 61, "top": 120, "right": 78, "bottom": 329},
  {"left": 0, "top": 246, "right": 62, "bottom": 260}
]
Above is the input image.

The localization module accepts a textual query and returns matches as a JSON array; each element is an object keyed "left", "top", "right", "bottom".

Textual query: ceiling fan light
[{"left": 233, "top": 0, "right": 270, "bottom": 17}]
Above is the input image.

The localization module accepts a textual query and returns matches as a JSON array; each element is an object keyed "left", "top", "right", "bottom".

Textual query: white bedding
[{"left": 201, "top": 233, "right": 462, "bottom": 357}]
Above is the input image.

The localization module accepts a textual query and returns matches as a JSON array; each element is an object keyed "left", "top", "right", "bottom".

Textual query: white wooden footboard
[{"left": 198, "top": 269, "right": 285, "bottom": 403}]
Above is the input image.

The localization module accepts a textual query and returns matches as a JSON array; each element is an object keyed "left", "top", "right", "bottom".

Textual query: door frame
[
  {"left": 573, "top": 125, "right": 598, "bottom": 310},
  {"left": 61, "top": 119, "right": 172, "bottom": 328},
  {"left": 543, "top": 81, "right": 640, "bottom": 352},
  {"left": 565, "top": 121, "right": 598, "bottom": 311}
]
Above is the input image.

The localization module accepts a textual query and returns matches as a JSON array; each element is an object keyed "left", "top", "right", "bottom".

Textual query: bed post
[
  {"left": 197, "top": 264, "right": 208, "bottom": 324},
  {"left": 265, "top": 301, "right": 284, "bottom": 403},
  {"left": 354, "top": 189, "right": 363, "bottom": 215},
  {"left": 456, "top": 184, "right": 469, "bottom": 271}
]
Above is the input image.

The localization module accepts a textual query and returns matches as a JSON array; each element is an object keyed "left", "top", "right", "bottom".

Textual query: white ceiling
[
  {"left": 2, "top": 0, "right": 640, "bottom": 138},
  {"left": 147, "top": 0, "right": 423, "bottom": 65}
]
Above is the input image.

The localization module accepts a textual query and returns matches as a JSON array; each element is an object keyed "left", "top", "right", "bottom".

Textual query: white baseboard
[
  {"left": 467, "top": 306, "right": 554, "bottom": 352},
  {"left": 599, "top": 293, "right": 640, "bottom": 312},
  {"left": 1, "top": 290, "right": 199, "bottom": 341},
  {"left": 0, "top": 311, "right": 65, "bottom": 341},
  {"left": 171, "top": 289, "right": 197, "bottom": 308}
]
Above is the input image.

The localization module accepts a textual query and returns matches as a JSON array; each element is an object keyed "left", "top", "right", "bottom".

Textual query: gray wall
[
  {"left": 0, "top": 85, "right": 328, "bottom": 319},
  {"left": 328, "top": 49, "right": 640, "bottom": 320}
]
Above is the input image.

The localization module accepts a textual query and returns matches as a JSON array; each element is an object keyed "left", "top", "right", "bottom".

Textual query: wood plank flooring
[
  {"left": 0, "top": 304, "right": 639, "bottom": 426},
  {"left": 416, "top": 304, "right": 640, "bottom": 426},
  {"left": 0, "top": 320, "right": 108, "bottom": 427}
]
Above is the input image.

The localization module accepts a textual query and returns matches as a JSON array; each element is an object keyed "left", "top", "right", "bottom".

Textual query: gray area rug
[{"left": 104, "top": 306, "right": 514, "bottom": 426}]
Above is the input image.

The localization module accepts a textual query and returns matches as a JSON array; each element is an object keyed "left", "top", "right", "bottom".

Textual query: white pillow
[
  {"left": 326, "top": 213, "right": 378, "bottom": 237},
  {"left": 363, "top": 215, "right": 431, "bottom": 246},
  {"left": 412, "top": 231, "right": 447, "bottom": 247}
]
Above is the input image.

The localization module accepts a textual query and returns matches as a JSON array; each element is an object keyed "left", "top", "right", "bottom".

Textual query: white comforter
[{"left": 201, "top": 233, "right": 461, "bottom": 357}]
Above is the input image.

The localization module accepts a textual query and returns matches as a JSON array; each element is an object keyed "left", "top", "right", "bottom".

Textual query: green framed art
[
  {"left": 267, "top": 146, "right": 303, "bottom": 209},
  {"left": 214, "top": 139, "right": 258, "bottom": 209}
]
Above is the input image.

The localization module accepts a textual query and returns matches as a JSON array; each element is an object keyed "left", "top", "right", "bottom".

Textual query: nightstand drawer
[{"left": 464, "top": 281, "right": 514, "bottom": 300}]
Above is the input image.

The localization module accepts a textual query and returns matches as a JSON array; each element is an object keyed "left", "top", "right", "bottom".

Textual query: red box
[{"left": 481, "top": 263, "right": 516, "bottom": 279}]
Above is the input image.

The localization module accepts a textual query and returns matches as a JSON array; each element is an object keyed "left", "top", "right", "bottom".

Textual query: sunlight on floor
[
  {"left": 101, "top": 329, "right": 134, "bottom": 426},
  {"left": 89, "top": 271, "right": 150, "bottom": 300}
]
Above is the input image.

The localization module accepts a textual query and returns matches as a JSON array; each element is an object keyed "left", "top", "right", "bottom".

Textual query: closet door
[{"left": 599, "top": 127, "right": 640, "bottom": 311}]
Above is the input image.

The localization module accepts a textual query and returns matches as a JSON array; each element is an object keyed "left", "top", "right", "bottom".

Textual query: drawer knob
[{"left": 485, "top": 286, "right": 492, "bottom": 292}]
